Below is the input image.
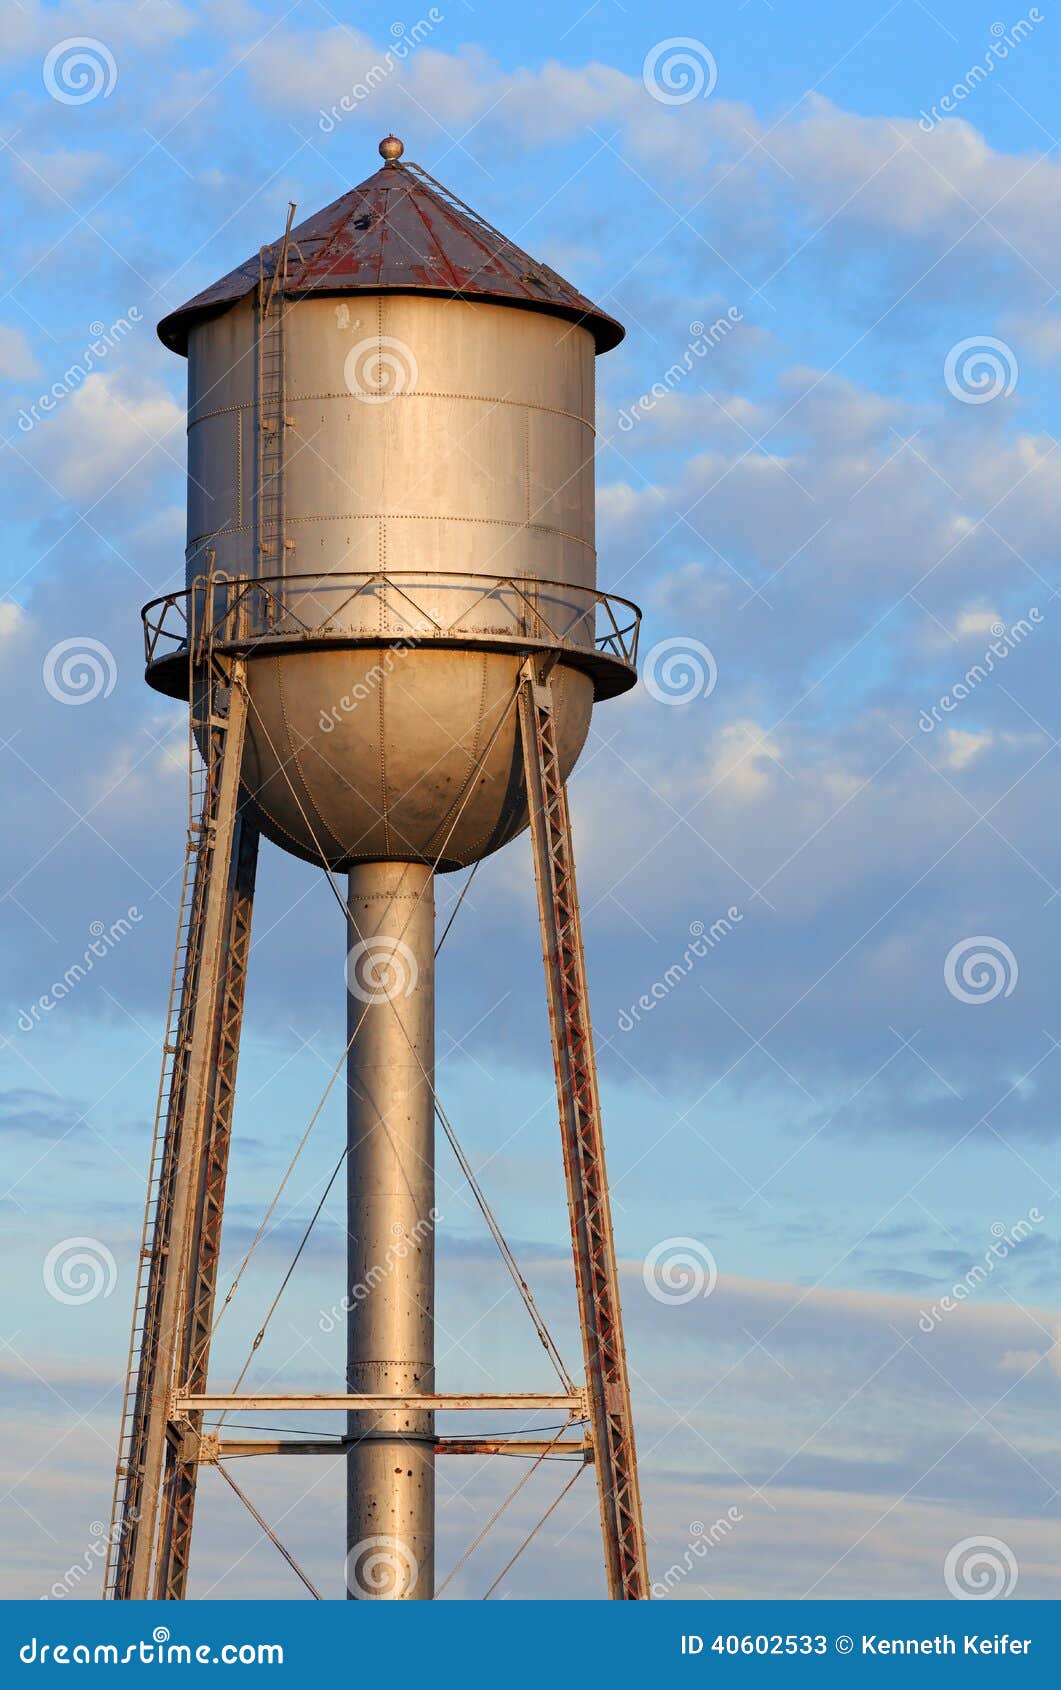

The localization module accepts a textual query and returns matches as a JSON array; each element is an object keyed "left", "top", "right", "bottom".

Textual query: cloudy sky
[{"left": 1, "top": 0, "right": 1060, "bottom": 1604}]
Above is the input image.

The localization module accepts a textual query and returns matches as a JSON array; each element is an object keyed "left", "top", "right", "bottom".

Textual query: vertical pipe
[{"left": 345, "top": 862, "right": 435, "bottom": 1600}]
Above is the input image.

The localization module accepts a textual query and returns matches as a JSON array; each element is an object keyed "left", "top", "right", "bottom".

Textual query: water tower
[{"left": 105, "top": 138, "right": 648, "bottom": 1601}]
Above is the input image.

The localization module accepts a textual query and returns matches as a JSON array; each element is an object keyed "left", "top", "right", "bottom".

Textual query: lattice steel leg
[
  {"left": 518, "top": 661, "right": 650, "bottom": 1600},
  {"left": 154, "top": 811, "right": 259, "bottom": 1599},
  {"left": 111, "top": 658, "right": 252, "bottom": 1600}
]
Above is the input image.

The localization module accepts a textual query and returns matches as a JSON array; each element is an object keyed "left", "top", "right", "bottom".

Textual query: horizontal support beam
[
  {"left": 210, "top": 1438, "right": 593, "bottom": 1460},
  {"left": 173, "top": 1392, "right": 585, "bottom": 1415}
]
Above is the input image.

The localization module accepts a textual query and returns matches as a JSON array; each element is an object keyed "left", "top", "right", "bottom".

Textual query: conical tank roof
[{"left": 158, "top": 136, "right": 623, "bottom": 355}]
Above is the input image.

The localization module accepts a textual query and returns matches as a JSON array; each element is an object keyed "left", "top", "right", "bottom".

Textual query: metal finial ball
[{"left": 379, "top": 135, "right": 404, "bottom": 162}]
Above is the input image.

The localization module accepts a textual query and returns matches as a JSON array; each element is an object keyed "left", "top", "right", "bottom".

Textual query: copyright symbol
[{"left": 835, "top": 1635, "right": 854, "bottom": 1654}]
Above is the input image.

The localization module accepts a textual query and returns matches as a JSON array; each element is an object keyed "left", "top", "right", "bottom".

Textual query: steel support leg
[
  {"left": 345, "top": 863, "right": 435, "bottom": 1600},
  {"left": 154, "top": 812, "right": 259, "bottom": 1598},
  {"left": 518, "top": 663, "right": 650, "bottom": 1600},
  {"left": 111, "top": 659, "right": 252, "bottom": 1599}
]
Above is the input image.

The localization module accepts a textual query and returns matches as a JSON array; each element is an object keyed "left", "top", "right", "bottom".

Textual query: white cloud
[
  {"left": 954, "top": 606, "right": 1001, "bottom": 638},
  {"left": 942, "top": 727, "right": 992, "bottom": 769},
  {"left": 15, "top": 148, "right": 110, "bottom": 201},
  {"left": 706, "top": 719, "right": 784, "bottom": 803},
  {"left": 16, "top": 372, "right": 183, "bottom": 505},
  {"left": 0, "top": 325, "right": 39, "bottom": 381}
]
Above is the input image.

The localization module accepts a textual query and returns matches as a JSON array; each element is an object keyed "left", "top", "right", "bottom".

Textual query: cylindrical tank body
[
  {"left": 184, "top": 292, "right": 599, "bottom": 871},
  {"left": 345, "top": 862, "right": 435, "bottom": 1599}
]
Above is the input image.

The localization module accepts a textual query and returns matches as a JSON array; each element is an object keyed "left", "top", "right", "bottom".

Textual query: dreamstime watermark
[
  {"left": 17, "top": 309, "right": 142, "bottom": 433},
  {"left": 318, "top": 618, "right": 438, "bottom": 732},
  {"left": 43, "top": 1238, "right": 118, "bottom": 1306},
  {"left": 43, "top": 37, "right": 117, "bottom": 105},
  {"left": 642, "top": 38, "right": 718, "bottom": 105},
  {"left": 944, "top": 335, "right": 1019, "bottom": 403},
  {"left": 918, "top": 1210, "right": 1044, "bottom": 1332},
  {"left": 344, "top": 334, "right": 419, "bottom": 402},
  {"left": 919, "top": 13, "right": 1044, "bottom": 131},
  {"left": 345, "top": 1535, "right": 420, "bottom": 1598},
  {"left": 319, "top": 14, "right": 444, "bottom": 131},
  {"left": 616, "top": 311, "right": 743, "bottom": 432},
  {"left": 944, "top": 936, "right": 1018, "bottom": 1004},
  {"left": 618, "top": 911, "right": 742, "bottom": 1032},
  {"left": 319, "top": 1210, "right": 441, "bottom": 1332},
  {"left": 643, "top": 1237, "right": 718, "bottom": 1305},
  {"left": 651, "top": 1510, "right": 744, "bottom": 1597},
  {"left": 642, "top": 637, "right": 718, "bottom": 705},
  {"left": 20, "top": 1632, "right": 283, "bottom": 1666},
  {"left": 345, "top": 936, "right": 420, "bottom": 1005},
  {"left": 918, "top": 609, "right": 1042, "bottom": 732},
  {"left": 14, "top": 908, "right": 142, "bottom": 1036},
  {"left": 43, "top": 637, "right": 117, "bottom": 705},
  {"left": 944, "top": 1535, "right": 1019, "bottom": 1599},
  {"left": 43, "top": 1513, "right": 138, "bottom": 1600}
]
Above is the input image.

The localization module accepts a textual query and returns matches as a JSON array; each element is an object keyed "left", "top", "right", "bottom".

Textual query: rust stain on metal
[{"left": 158, "top": 156, "right": 623, "bottom": 355}]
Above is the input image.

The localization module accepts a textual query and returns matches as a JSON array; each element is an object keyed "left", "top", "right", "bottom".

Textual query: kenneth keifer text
[{"left": 862, "top": 1635, "right": 1030, "bottom": 1655}]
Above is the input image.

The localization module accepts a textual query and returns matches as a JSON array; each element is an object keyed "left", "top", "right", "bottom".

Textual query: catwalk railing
[{"left": 142, "top": 570, "right": 641, "bottom": 700}]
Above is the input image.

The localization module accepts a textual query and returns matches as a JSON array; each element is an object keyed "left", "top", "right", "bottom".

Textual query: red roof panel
[{"left": 157, "top": 144, "right": 623, "bottom": 355}]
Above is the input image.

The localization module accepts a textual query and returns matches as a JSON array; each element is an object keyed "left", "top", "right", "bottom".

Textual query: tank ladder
[
  {"left": 518, "top": 659, "right": 651, "bottom": 1600},
  {"left": 105, "top": 635, "right": 257, "bottom": 1600},
  {"left": 255, "top": 203, "right": 296, "bottom": 577}
]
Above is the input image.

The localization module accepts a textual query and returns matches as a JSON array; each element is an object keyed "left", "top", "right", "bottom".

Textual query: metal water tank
[{"left": 147, "top": 136, "right": 637, "bottom": 871}]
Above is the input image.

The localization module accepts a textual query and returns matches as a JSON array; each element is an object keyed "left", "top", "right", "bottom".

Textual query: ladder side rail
[
  {"left": 108, "top": 679, "right": 223, "bottom": 1596},
  {"left": 115, "top": 658, "right": 251, "bottom": 1599}
]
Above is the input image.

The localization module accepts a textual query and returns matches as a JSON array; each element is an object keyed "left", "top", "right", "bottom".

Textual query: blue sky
[{"left": 1, "top": 0, "right": 1061, "bottom": 1603}]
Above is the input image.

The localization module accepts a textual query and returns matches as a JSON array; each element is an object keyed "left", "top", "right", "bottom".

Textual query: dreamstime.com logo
[
  {"left": 918, "top": 609, "right": 1042, "bottom": 732},
  {"left": 42, "top": 1238, "right": 117, "bottom": 1306},
  {"left": 319, "top": 1209, "right": 441, "bottom": 1332},
  {"left": 43, "top": 1513, "right": 138, "bottom": 1600},
  {"left": 944, "top": 936, "right": 1018, "bottom": 1004},
  {"left": 17, "top": 309, "right": 142, "bottom": 433},
  {"left": 318, "top": 12, "right": 444, "bottom": 130},
  {"left": 944, "top": 1535, "right": 1019, "bottom": 1599},
  {"left": 642, "top": 38, "right": 717, "bottom": 105},
  {"left": 643, "top": 1237, "right": 718, "bottom": 1305},
  {"left": 642, "top": 637, "right": 718, "bottom": 705},
  {"left": 616, "top": 311, "right": 743, "bottom": 432},
  {"left": 43, "top": 637, "right": 117, "bottom": 705},
  {"left": 918, "top": 13, "right": 1044, "bottom": 131},
  {"left": 344, "top": 335, "right": 418, "bottom": 402},
  {"left": 345, "top": 1535, "right": 420, "bottom": 1598},
  {"left": 944, "top": 336, "right": 1018, "bottom": 404},
  {"left": 14, "top": 907, "right": 143, "bottom": 1036},
  {"left": 651, "top": 1510, "right": 744, "bottom": 1597},
  {"left": 918, "top": 1209, "right": 1043, "bottom": 1332},
  {"left": 20, "top": 1628, "right": 284, "bottom": 1665},
  {"left": 42, "top": 37, "right": 117, "bottom": 104},
  {"left": 346, "top": 936, "right": 419, "bottom": 1004},
  {"left": 318, "top": 617, "right": 439, "bottom": 732},
  {"left": 618, "top": 911, "right": 743, "bottom": 1032}
]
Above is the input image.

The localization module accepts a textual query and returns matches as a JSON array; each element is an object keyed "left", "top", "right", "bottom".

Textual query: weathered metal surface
[
  {"left": 158, "top": 153, "right": 622, "bottom": 355},
  {"left": 142, "top": 573, "right": 641, "bottom": 704},
  {"left": 519, "top": 663, "right": 651, "bottom": 1599},
  {"left": 180, "top": 289, "right": 599, "bottom": 593},
  {"left": 207, "top": 1439, "right": 592, "bottom": 1459},
  {"left": 153, "top": 814, "right": 259, "bottom": 1600},
  {"left": 168, "top": 252, "right": 613, "bottom": 874},
  {"left": 109, "top": 654, "right": 253, "bottom": 1600},
  {"left": 172, "top": 1393, "right": 584, "bottom": 1412},
  {"left": 346, "top": 863, "right": 436, "bottom": 1600}
]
